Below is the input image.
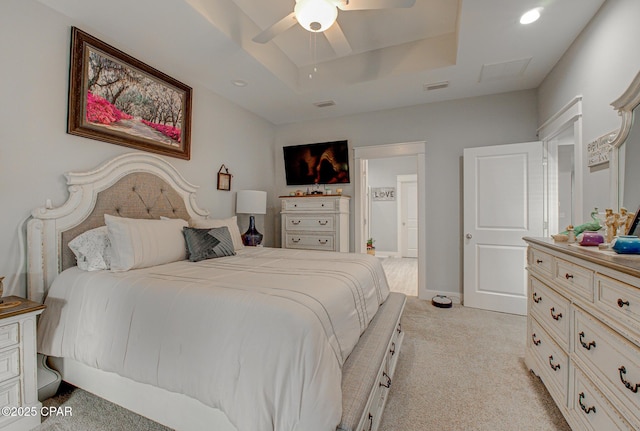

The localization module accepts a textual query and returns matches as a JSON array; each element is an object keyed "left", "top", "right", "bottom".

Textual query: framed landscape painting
[{"left": 67, "top": 27, "right": 192, "bottom": 159}]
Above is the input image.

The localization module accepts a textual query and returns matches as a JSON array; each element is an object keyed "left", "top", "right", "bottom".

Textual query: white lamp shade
[
  {"left": 236, "top": 190, "right": 267, "bottom": 215},
  {"left": 294, "top": 0, "right": 338, "bottom": 32}
]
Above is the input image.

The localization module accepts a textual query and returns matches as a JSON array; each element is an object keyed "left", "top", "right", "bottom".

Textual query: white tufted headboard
[{"left": 27, "top": 153, "right": 210, "bottom": 303}]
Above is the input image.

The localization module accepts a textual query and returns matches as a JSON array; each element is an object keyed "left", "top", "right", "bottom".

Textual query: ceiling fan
[{"left": 252, "top": 0, "right": 417, "bottom": 57}]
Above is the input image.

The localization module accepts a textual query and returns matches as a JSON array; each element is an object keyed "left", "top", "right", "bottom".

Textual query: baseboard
[{"left": 424, "top": 289, "right": 462, "bottom": 304}]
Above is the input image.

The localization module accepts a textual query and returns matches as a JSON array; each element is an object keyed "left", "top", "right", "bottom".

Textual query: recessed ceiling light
[
  {"left": 520, "top": 7, "right": 542, "bottom": 25},
  {"left": 231, "top": 80, "right": 248, "bottom": 87}
]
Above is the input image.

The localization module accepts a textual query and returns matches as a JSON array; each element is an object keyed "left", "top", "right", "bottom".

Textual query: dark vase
[{"left": 242, "top": 215, "right": 263, "bottom": 246}]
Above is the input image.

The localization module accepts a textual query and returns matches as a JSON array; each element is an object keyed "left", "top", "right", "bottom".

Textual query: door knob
[{"left": 466, "top": 233, "right": 472, "bottom": 239}]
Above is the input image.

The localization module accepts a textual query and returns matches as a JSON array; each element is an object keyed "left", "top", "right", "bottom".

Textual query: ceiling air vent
[
  {"left": 479, "top": 58, "right": 531, "bottom": 82},
  {"left": 423, "top": 81, "right": 449, "bottom": 91},
  {"left": 313, "top": 100, "right": 336, "bottom": 108}
]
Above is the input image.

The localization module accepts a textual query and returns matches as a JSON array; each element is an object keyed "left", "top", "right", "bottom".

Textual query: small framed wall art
[{"left": 217, "top": 165, "right": 232, "bottom": 191}]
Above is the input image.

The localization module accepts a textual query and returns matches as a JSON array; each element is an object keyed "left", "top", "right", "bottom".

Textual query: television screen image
[{"left": 283, "top": 140, "right": 350, "bottom": 185}]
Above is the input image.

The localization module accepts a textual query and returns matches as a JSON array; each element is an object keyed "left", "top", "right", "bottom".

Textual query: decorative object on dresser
[
  {"left": 611, "top": 235, "right": 640, "bottom": 254},
  {"left": 525, "top": 237, "right": 640, "bottom": 430},
  {"left": 280, "top": 195, "right": 350, "bottom": 251},
  {"left": 67, "top": 28, "right": 192, "bottom": 160},
  {"left": 236, "top": 190, "right": 267, "bottom": 246},
  {"left": 0, "top": 297, "right": 46, "bottom": 431},
  {"left": 217, "top": 165, "right": 232, "bottom": 191},
  {"left": 627, "top": 207, "right": 640, "bottom": 237}
]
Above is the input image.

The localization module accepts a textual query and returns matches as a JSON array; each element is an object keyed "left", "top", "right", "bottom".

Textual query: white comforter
[{"left": 38, "top": 247, "right": 390, "bottom": 431}]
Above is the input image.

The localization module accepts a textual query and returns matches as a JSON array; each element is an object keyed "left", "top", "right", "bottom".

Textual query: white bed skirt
[{"left": 48, "top": 357, "right": 237, "bottom": 431}]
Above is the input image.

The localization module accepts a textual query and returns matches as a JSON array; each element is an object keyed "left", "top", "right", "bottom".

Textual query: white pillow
[
  {"left": 105, "top": 214, "right": 188, "bottom": 271},
  {"left": 68, "top": 226, "right": 112, "bottom": 271},
  {"left": 190, "top": 216, "right": 244, "bottom": 251}
]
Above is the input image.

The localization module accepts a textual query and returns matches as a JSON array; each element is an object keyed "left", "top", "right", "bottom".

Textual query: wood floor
[{"left": 379, "top": 257, "right": 417, "bottom": 296}]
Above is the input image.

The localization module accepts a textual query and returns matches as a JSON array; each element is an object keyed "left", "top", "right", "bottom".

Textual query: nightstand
[{"left": 0, "top": 297, "right": 45, "bottom": 430}]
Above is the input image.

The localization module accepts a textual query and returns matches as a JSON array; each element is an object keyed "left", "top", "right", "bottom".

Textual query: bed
[{"left": 27, "top": 153, "right": 405, "bottom": 431}]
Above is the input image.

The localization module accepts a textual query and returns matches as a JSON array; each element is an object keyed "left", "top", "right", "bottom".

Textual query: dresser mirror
[{"left": 609, "top": 71, "right": 640, "bottom": 218}]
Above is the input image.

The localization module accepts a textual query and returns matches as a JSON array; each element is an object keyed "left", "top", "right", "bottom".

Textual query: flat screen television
[{"left": 283, "top": 140, "right": 350, "bottom": 185}]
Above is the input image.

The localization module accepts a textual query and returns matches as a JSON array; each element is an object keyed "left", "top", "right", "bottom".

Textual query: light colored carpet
[
  {"left": 379, "top": 298, "right": 570, "bottom": 431},
  {"left": 34, "top": 298, "right": 569, "bottom": 431}
]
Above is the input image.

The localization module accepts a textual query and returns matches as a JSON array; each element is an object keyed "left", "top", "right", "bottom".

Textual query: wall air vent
[
  {"left": 423, "top": 81, "right": 449, "bottom": 91},
  {"left": 313, "top": 100, "right": 336, "bottom": 108}
]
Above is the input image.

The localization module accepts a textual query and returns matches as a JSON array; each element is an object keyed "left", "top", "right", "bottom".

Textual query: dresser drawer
[
  {"left": 528, "top": 317, "right": 569, "bottom": 403},
  {"left": 0, "top": 378, "right": 20, "bottom": 409},
  {"left": 573, "top": 368, "right": 634, "bottom": 431},
  {"left": 529, "top": 247, "right": 554, "bottom": 278},
  {"left": 0, "top": 324, "right": 18, "bottom": 350},
  {"left": 283, "top": 215, "right": 335, "bottom": 232},
  {"left": 574, "top": 309, "right": 640, "bottom": 416},
  {"left": 0, "top": 348, "right": 20, "bottom": 383},
  {"left": 595, "top": 274, "right": 640, "bottom": 332},
  {"left": 284, "top": 233, "right": 335, "bottom": 251},
  {"left": 555, "top": 258, "right": 594, "bottom": 302},
  {"left": 282, "top": 198, "right": 336, "bottom": 212},
  {"left": 530, "top": 277, "right": 570, "bottom": 347}
]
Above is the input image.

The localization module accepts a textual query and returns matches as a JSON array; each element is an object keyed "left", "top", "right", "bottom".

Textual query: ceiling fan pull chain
[{"left": 309, "top": 32, "right": 318, "bottom": 79}]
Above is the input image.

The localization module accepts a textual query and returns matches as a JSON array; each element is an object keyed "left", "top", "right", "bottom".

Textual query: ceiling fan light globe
[{"left": 294, "top": 0, "right": 338, "bottom": 32}]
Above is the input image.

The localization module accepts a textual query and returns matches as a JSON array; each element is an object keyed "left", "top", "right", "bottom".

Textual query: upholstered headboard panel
[
  {"left": 60, "top": 172, "right": 190, "bottom": 271},
  {"left": 27, "top": 153, "right": 209, "bottom": 303}
]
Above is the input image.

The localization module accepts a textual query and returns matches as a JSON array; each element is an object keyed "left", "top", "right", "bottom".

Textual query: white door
[
  {"left": 463, "top": 142, "right": 543, "bottom": 315},
  {"left": 398, "top": 175, "right": 418, "bottom": 257}
]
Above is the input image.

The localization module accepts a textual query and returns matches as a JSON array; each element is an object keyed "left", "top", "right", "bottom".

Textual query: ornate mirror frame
[{"left": 609, "top": 70, "right": 640, "bottom": 209}]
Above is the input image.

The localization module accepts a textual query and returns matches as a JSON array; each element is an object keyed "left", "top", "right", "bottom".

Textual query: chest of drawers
[
  {"left": 0, "top": 297, "right": 46, "bottom": 431},
  {"left": 525, "top": 238, "right": 640, "bottom": 430},
  {"left": 280, "top": 195, "right": 350, "bottom": 252}
]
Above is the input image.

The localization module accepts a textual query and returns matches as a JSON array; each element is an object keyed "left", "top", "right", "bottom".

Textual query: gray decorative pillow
[{"left": 182, "top": 226, "right": 236, "bottom": 262}]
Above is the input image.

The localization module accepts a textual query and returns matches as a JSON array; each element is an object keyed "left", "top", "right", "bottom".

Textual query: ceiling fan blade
[
  {"left": 336, "top": 0, "right": 416, "bottom": 11},
  {"left": 252, "top": 12, "right": 297, "bottom": 44},
  {"left": 324, "top": 22, "right": 352, "bottom": 57}
]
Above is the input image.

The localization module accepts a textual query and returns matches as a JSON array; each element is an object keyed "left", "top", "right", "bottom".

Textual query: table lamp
[{"left": 236, "top": 190, "right": 267, "bottom": 246}]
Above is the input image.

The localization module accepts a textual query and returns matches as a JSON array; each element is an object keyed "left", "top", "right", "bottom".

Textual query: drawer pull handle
[
  {"left": 531, "top": 333, "right": 541, "bottom": 346},
  {"left": 579, "top": 332, "right": 596, "bottom": 350},
  {"left": 292, "top": 238, "right": 301, "bottom": 243},
  {"left": 397, "top": 323, "right": 402, "bottom": 334},
  {"left": 550, "top": 307, "right": 563, "bottom": 321},
  {"left": 565, "top": 273, "right": 574, "bottom": 280},
  {"left": 318, "top": 239, "right": 328, "bottom": 245},
  {"left": 536, "top": 259, "right": 543, "bottom": 264},
  {"left": 617, "top": 298, "right": 630, "bottom": 308},
  {"left": 379, "top": 372, "right": 391, "bottom": 388},
  {"left": 548, "top": 355, "right": 561, "bottom": 371},
  {"left": 390, "top": 342, "right": 396, "bottom": 356},
  {"left": 366, "top": 413, "right": 373, "bottom": 431},
  {"left": 291, "top": 220, "right": 301, "bottom": 225},
  {"left": 533, "top": 292, "right": 542, "bottom": 303},
  {"left": 578, "top": 393, "right": 596, "bottom": 415},
  {"left": 618, "top": 366, "right": 639, "bottom": 393},
  {"left": 318, "top": 220, "right": 328, "bottom": 225}
]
